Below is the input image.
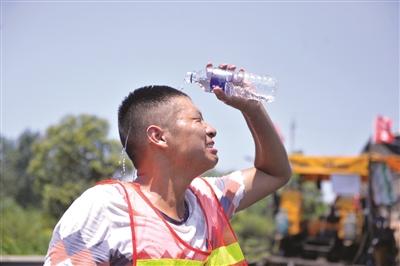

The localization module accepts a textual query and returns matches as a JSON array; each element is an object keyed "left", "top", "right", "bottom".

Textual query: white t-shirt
[{"left": 44, "top": 171, "right": 245, "bottom": 265}]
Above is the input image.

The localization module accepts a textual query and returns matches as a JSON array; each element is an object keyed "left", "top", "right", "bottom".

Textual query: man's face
[{"left": 164, "top": 96, "right": 218, "bottom": 173}]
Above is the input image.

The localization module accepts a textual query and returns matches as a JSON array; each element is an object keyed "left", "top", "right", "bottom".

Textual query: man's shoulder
[
  {"left": 56, "top": 180, "right": 129, "bottom": 232},
  {"left": 189, "top": 176, "right": 216, "bottom": 191},
  {"left": 82, "top": 180, "right": 125, "bottom": 199},
  {"left": 62, "top": 180, "right": 127, "bottom": 215}
]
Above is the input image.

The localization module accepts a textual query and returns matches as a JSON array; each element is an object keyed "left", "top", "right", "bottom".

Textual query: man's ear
[{"left": 146, "top": 125, "right": 167, "bottom": 147}]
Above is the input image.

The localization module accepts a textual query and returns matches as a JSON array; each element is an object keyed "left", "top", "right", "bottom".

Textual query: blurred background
[{"left": 1, "top": 1, "right": 399, "bottom": 265}]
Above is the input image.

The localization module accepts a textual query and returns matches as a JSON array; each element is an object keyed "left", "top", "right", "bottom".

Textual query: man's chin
[
  {"left": 208, "top": 157, "right": 218, "bottom": 168},
  {"left": 213, "top": 157, "right": 219, "bottom": 165},
  {"left": 198, "top": 158, "right": 218, "bottom": 174}
]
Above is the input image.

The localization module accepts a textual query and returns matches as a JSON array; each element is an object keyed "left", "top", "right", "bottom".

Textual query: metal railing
[{"left": 0, "top": 256, "right": 44, "bottom": 266}]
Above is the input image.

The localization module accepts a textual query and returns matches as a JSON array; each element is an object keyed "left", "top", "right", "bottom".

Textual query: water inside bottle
[{"left": 231, "top": 84, "right": 275, "bottom": 103}]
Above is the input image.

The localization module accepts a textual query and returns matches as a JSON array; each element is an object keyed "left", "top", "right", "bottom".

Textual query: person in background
[{"left": 44, "top": 63, "right": 292, "bottom": 265}]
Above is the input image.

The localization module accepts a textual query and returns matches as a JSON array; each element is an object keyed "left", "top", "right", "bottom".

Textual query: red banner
[{"left": 374, "top": 115, "right": 395, "bottom": 144}]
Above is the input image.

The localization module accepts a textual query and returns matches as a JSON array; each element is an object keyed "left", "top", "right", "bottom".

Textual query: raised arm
[{"left": 212, "top": 64, "right": 292, "bottom": 212}]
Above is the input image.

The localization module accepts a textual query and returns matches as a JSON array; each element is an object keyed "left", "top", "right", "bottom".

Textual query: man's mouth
[{"left": 206, "top": 142, "right": 218, "bottom": 154}]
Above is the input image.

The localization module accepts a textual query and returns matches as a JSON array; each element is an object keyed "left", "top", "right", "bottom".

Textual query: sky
[{"left": 2, "top": 0, "right": 399, "bottom": 172}]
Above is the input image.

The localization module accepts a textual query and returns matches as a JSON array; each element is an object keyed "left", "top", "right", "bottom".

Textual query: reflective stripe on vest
[
  {"left": 137, "top": 259, "right": 204, "bottom": 266},
  {"left": 135, "top": 242, "right": 245, "bottom": 266},
  {"left": 206, "top": 242, "right": 245, "bottom": 266}
]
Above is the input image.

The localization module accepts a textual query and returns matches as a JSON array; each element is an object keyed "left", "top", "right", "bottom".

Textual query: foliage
[
  {"left": 1, "top": 131, "right": 41, "bottom": 208},
  {"left": 0, "top": 136, "right": 17, "bottom": 198},
  {"left": 201, "top": 168, "right": 224, "bottom": 177},
  {"left": 231, "top": 196, "right": 276, "bottom": 263},
  {"left": 0, "top": 197, "right": 54, "bottom": 255},
  {"left": 42, "top": 181, "right": 89, "bottom": 219},
  {"left": 282, "top": 174, "right": 328, "bottom": 220},
  {"left": 0, "top": 114, "right": 133, "bottom": 255},
  {"left": 27, "top": 114, "right": 122, "bottom": 219},
  {"left": 300, "top": 181, "right": 328, "bottom": 220},
  {"left": 0, "top": 114, "right": 135, "bottom": 255}
]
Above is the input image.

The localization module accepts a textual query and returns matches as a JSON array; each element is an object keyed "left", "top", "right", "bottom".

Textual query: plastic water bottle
[{"left": 184, "top": 66, "right": 278, "bottom": 102}]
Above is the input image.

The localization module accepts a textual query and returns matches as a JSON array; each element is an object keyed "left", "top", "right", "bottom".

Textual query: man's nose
[{"left": 206, "top": 123, "right": 217, "bottom": 138}]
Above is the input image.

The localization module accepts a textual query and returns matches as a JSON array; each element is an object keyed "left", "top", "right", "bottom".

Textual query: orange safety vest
[{"left": 97, "top": 177, "right": 247, "bottom": 266}]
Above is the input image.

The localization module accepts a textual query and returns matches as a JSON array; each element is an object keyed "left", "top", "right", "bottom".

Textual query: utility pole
[{"left": 290, "top": 119, "right": 296, "bottom": 154}]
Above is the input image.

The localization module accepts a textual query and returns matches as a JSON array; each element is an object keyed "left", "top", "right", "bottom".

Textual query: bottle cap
[{"left": 184, "top": 72, "right": 194, "bottom": 83}]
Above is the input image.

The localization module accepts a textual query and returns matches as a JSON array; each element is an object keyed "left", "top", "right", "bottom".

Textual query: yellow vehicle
[{"left": 277, "top": 152, "right": 400, "bottom": 264}]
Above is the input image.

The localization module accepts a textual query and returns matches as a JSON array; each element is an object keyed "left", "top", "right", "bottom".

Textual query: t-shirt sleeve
[
  {"left": 204, "top": 171, "right": 245, "bottom": 219},
  {"left": 44, "top": 184, "right": 126, "bottom": 265}
]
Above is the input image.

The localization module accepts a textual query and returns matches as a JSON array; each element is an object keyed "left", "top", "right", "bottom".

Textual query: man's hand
[{"left": 208, "top": 63, "right": 258, "bottom": 111}]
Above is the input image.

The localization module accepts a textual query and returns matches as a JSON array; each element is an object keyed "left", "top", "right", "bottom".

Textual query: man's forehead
[{"left": 171, "top": 97, "right": 201, "bottom": 116}]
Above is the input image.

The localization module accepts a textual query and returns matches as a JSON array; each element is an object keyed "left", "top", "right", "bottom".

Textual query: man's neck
[{"left": 135, "top": 167, "right": 193, "bottom": 222}]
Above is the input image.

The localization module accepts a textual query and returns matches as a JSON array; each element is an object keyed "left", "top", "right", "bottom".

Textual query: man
[{"left": 45, "top": 64, "right": 292, "bottom": 265}]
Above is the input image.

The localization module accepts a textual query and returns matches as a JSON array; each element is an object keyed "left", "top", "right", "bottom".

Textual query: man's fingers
[
  {"left": 207, "top": 62, "right": 238, "bottom": 72},
  {"left": 218, "top": 63, "right": 236, "bottom": 71},
  {"left": 227, "top": 64, "right": 236, "bottom": 71},
  {"left": 213, "top": 86, "right": 224, "bottom": 95},
  {"left": 213, "top": 87, "right": 227, "bottom": 101}
]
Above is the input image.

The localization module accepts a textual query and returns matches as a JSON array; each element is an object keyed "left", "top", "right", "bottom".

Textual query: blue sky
[{"left": 2, "top": 1, "right": 399, "bottom": 172}]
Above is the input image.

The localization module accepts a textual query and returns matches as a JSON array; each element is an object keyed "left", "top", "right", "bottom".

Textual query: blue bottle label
[{"left": 210, "top": 74, "right": 226, "bottom": 92}]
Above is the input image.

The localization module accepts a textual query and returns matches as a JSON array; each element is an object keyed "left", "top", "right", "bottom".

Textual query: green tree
[
  {"left": 0, "top": 197, "right": 54, "bottom": 255},
  {"left": 301, "top": 180, "right": 328, "bottom": 220},
  {"left": 27, "top": 114, "right": 124, "bottom": 219},
  {"left": 0, "top": 131, "right": 41, "bottom": 207},
  {"left": 0, "top": 136, "right": 18, "bottom": 199},
  {"left": 231, "top": 196, "right": 276, "bottom": 263}
]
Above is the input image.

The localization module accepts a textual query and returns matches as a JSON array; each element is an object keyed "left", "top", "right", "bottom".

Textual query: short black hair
[{"left": 118, "top": 85, "right": 189, "bottom": 166}]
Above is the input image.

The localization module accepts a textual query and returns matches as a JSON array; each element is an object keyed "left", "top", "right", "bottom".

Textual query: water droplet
[{"left": 118, "top": 126, "right": 131, "bottom": 179}]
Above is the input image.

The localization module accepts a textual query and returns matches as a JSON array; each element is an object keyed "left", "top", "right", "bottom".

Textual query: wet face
[{"left": 164, "top": 97, "right": 218, "bottom": 173}]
